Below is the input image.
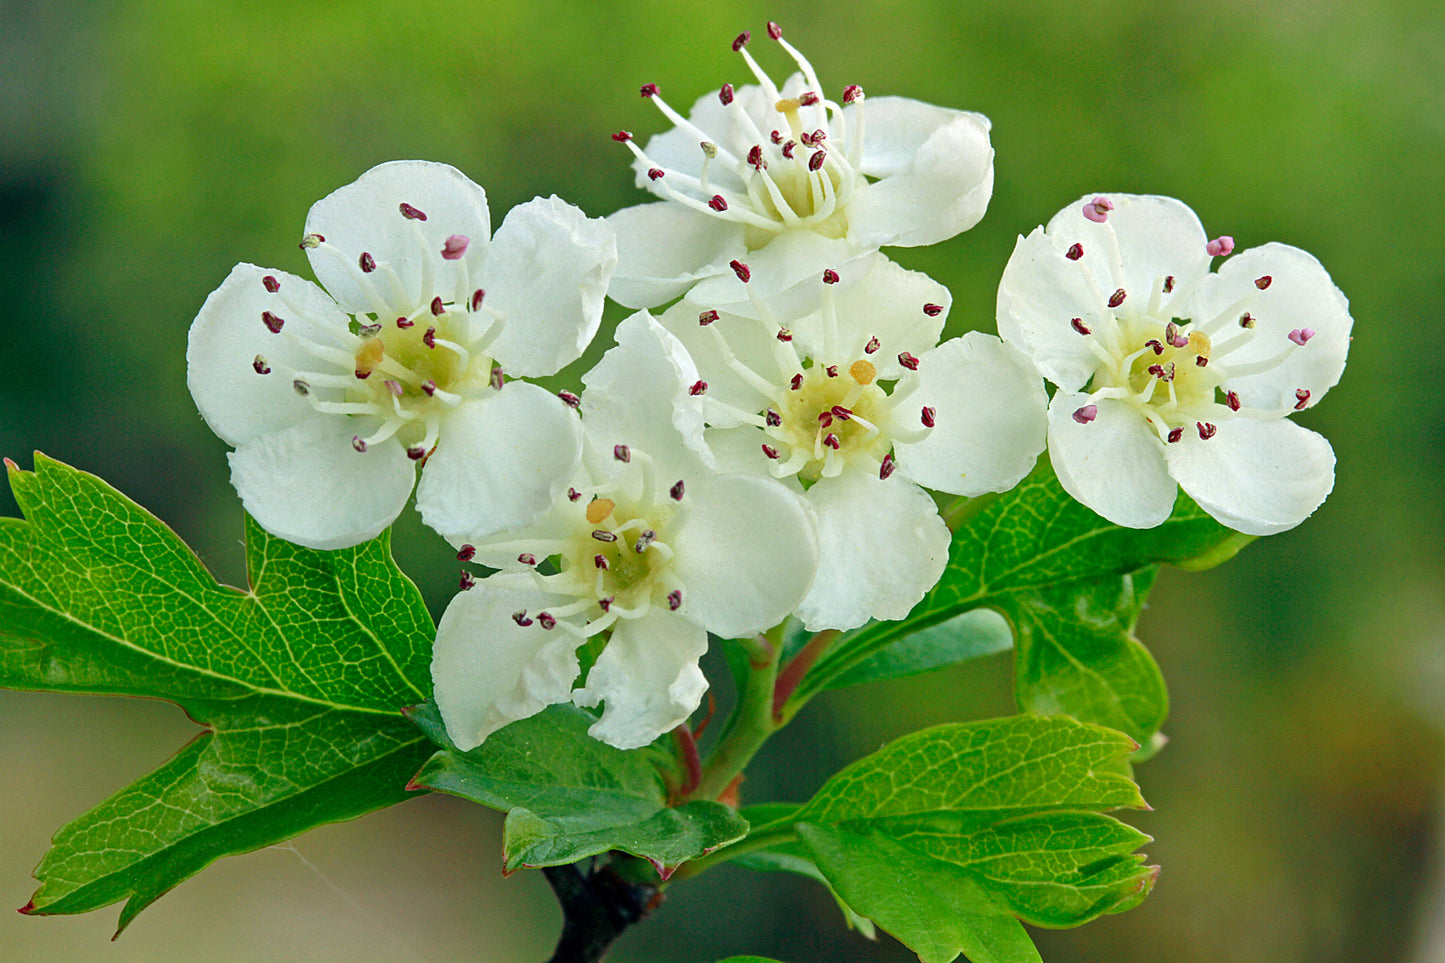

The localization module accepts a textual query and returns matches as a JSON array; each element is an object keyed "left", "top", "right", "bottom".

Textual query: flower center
[{"left": 767, "top": 360, "right": 890, "bottom": 482}]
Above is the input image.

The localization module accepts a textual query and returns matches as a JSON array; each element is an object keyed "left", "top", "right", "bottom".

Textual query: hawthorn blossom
[
  {"left": 997, "top": 193, "right": 1351, "bottom": 535},
  {"left": 658, "top": 254, "right": 1048, "bottom": 631},
  {"left": 187, "top": 161, "right": 616, "bottom": 549},
  {"left": 606, "top": 21, "right": 994, "bottom": 309},
  {"left": 430, "top": 312, "right": 819, "bottom": 751}
]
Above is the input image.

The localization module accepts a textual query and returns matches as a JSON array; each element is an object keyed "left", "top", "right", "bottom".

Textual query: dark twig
[{"left": 542, "top": 861, "right": 661, "bottom": 963}]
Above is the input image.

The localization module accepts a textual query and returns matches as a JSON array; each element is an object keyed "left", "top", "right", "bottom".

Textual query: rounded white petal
[
  {"left": 1047, "top": 392, "right": 1177, "bottom": 529},
  {"left": 996, "top": 228, "right": 1110, "bottom": 391},
  {"left": 432, "top": 573, "right": 583, "bottom": 751},
  {"left": 1044, "top": 193, "right": 1210, "bottom": 308},
  {"left": 304, "top": 160, "right": 490, "bottom": 315},
  {"left": 686, "top": 230, "right": 853, "bottom": 309},
  {"left": 847, "top": 100, "right": 994, "bottom": 249},
  {"left": 606, "top": 202, "right": 745, "bottom": 309},
  {"left": 794, "top": 472, "right": 950, "bottom": 632},
  {"left": 572, "top": 609, "right": 708, "bottom": 751},
  {"left": 228, "top": 415, "right": 415, "bottom": 550},
  {"left": 1193, "top": 243, "right": 1352, "bottom": 410},
  {"left": 481, "top": 195, "right": 617, "bottom": 377},
  {"left": 895, "top": 333, "right": 1048, "bottom": 496},
  {"left": 187, "top": 263, "right": 355, "bottom": 447},
  {"left": 1165, "top": 416, "right": 1335, "bottom": 536},
  {"left": 670, "top": 473, "right": 818, "bottom": 639},
  {"left": 416, "top": 382, "right": 583, "bottom": 543}
]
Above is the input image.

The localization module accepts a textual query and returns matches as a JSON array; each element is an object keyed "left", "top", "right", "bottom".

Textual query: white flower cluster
[{"left": 186, "top": 25, "right": 1350, "bottom": 752}]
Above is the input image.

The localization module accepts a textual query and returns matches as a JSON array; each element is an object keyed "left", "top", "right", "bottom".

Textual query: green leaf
[
  {"left": 410, "top": 704, "right": 748, "bottom": 875},
  {"left": 822, "top": 608, "right": 1013, "bottom": 691},
  {"left": 0, "top": 455, "right": 436, "bottom": 931},
  {"left": 716, "top": 958, "right": 794, "bottom": 962},
  {"left": 765, "top": 716, "right": 1155, "bottom": 963}
]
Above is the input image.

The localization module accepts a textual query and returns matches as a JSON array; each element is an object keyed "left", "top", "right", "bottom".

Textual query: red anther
[
  {"left": 799, "top": 131, "right": 813, "bottom": 147},
  {"left": 761, "top": 444, "right": 779, "bottom": 459},
  {"left": 558, "top": 390, "right": 581, "bottom": 408},
  {"left": 1065, "top": 243, "right": 1084, "bottom": 260},
  {"left": 358, "top": 322, "right": 383, "bottom": 338},
  {"left": 822, "top": 268, "right": 840, "bottom": 284},
  {"left": 512, "top": 611, "right": 534, "bottom": 627},
  {"left": 782, "top": 140, "right": 796, "bottom": 158},
  {"left": 808, "top": 150, "right": 826, "bottom": 171},
  {"left": 470, "top": 289, "right": 485, "bottom": 311},
  {"left": 709, "top": 194, "right": 729, "bottom": 212},
  {"left": 825, "top": 365, "right": 838, "bottom": 377},
  {"left": 790, "top": 373, "right": 803, "bottom": 390},
  {"left": 770, "top": 129, "right": 783, "bottom": 144},
  {"left": 879, "top": 452, "right": 896, "bottom": 479},
  {"left": 816, "top": 411, "right": 833, "bottom": 428},
  {"left": 799, "top": 91, "right": 819, "bottom": 106},
  {"left": 422, "top": 379, "right": 438, "bottom": 396},
  {"left": 647, "top": 168, "right": 665, "bottom": 180},
  {"left": 598, "top": 597, "right": 613, "bottom": 612},
  {"left": 1072, "top": 404, "right": 1098, "bottom": 425},
  {"left": 518, "top": 552, "right": 537, "bottom": 565},
  {"left": 1197, "top": 421, "right": 1217, "bottom": 440},
  {"left": 1239, "top": 313, "right": 1256, "bottom": 329},
  {"left": 1226, "top": 390, "right": 1241, "bottom": 411},
  {"left": 594, "top": 554, "right": 609, "bottom": 570},
  {"left": 831, "top": 405, "right": 853, "bottom": 420},
  {"left": 776, "top": 327, "right": 792, "bottom": 342},
  {"left": 1145, "top": 339, "right": 1164, "bottom": 354},
  {"left": 299, "top": 233, "right": 324, "bottom": 249},
  {"left": 923, "top": 303, "right": 943, "bottom": 317},
  {"left": 441, "top": 235, "right": 469, "bottom": 260},
  {"left": 667, "top": 590, "right": 682, "bottom": 611},
  {"left": 1195, "top": 355, "right": 1209, "bottom": 367},
  {"left": 592, "top": 530, "right": 618, "bottom": 543},
  {"left": 457, "top": 544, "right": 477, "bottom": 561},
  {"left": 765, "top": 408, "right": 782, "bottom": 426},
  {"left": 406, "top": 445, "right": 427, "bottom": 460},
  {"left": 261, "top": 311, "right": 284, "bottom": 333},
  {"left": 865, "top": 336, "right": 880, "bottom": 354},
  {"left": 397, "top": 316, "right": 414, "bottom": 328},
  {"left": 1255, "top": 275, "right": 1272, "bottom": 290},
  {"left": 921, "top": 406, "right": 936, "bottom": 427},
  {"left": 823, "top": 433, "right": 841, "bottom": 450},
  {"left": 810, "top": 128, "right": 827, "bottom": 143},
  {"left": 1163, "top": 275, "right": 1176, "bottom": 293},
  {"left": 490, "top": 367, "right": 506, "bottom": 391},
  {"left": 262, "top": 275, "right": 280, "bottom": 293},
  {"left": 459, "top": 571, "right": 476, "bottom": 591},
  {"left": 747, "top": 145, "right": 765, "bottom": 170},
  {"left": 567, "top": 488, "right": 582, "bottom": 501},
  {"left": 537, "top": 612, "right": 557, "bottom": 630},
  {"left": 399, "top": 202, "right": 427, "bottom": 220},
  {"left": 1294, "top": 388, "right": 1311, "bottom": 409},
  {"left": 698, "top": 309, "right": 719, "bottom": 326},
  {"left": 612, "top": 130, "right": 632, "bottom": 143},
  {"left": 898, "top": 351, "right": 920, "bottom": 371},
  {"left": 1147, "top": 363, "right": 1173, "bottom": 382},
  {"left": 423, "top": 326, "right": 437, "bottom": 348},
  {"left": 292, "top": 378, "right": 310, "bottom": 396},
  {"left": 640, "top": 83, "right": 659, "bottom": 98},
  {"left": 1167, "top": 427, "right": 1184, "bottom": 443},
  {"left": 1071, "top": 318, "right": 1091, "bottom": 336},
  {"left": 430, "top": 296, "right": 445, "bottom": 316},
  {"left": 670, "top": 479, "right": 685, "bottom": 501},
  {"left": 843, "top": 84, "right": 863, "bottom": 104},
  {"left": 730, "top": 259, "right": 751, "bottom": 282},
  {"left": 732, "top": 31, "right": 751, "bottom": 51},
  {"left": 354, "top": 369, "right": 371, "bottom": 380},
  {"left": 1107, "top": 288, "right": 1127, "bottom": 308},
  {"left": 351, "top": 436, "right": 367, "bottom": 452},
  {"left": 614, "top": 444, "right": 631, "bottom": 463},
  {"left": 719, "top": 83, "right": 735, "bottom": 105},
  {"left": 767, "top": 20, "right": 782, "bottom": 39},
  {"left": 252, "top": 356, "right": 271, "bottom": 375},
  {"left": 357, "top": 252, "right": 376, "bottom": 273},
  {"left": 689, "top": 380, "right": 707, "bottom": 396}
]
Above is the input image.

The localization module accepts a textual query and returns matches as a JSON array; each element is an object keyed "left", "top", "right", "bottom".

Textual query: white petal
[
  {"left": 1047, "top": 392, "right": 1177, "bottom": 529},
  {"left": 416, "top": 382, "right": 582, "bottom": 543},
  {"left": 431, "top": 573, "right": 583, "bottom": 751},
  {"left": 996, "top": 227, "right": 1110, "bottom": 391},
  {"left": 686, "top": 230, "right": 853, "bottom": 309},
  {"left": 794, "top": 472, "right": 950, "bottom": 632},
  {"left": 187, "top": 263, "right": 355, "bottom": 447},
  {"left": 1193, "top": 243, "right": 1352, "bottom": 410},
  {"left": 304, "top": 160, "right": 490, "bottom": 315},
  {"left": 670, "top": 473, "right": 818, "bottom": 639},
  {"left": 228, "top": 416, "right": 415, "bottom": 550},
  {"left": 846, "top": 101, "right": 994, "bottom": 249},
  {"left": 606, "top": 201, "right": 745, "bottom": 309},
  {"left": 572, "top": 609, "right": 708, "bottom": 750},
  {"left": 1165, "top": 416, "right": 1335, "bottom": 535},
  {"left": 895, "top": 333, "right": 1048, "bottom": 496},
  {"left": 655, "top": 298, "right": 781, "bottom": 427},
  {"left": 481, "top": 196, "right": 617, "bottom": 377}
]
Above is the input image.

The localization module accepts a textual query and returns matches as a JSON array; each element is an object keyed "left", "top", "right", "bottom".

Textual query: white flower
[
  {"left": 997, "top": 193, "right": 1352, "bottom": 535},
  {"left": 658, "top": 253, "right": 1048, "bottom": 631},
  {"left": 187, "top": 161, "right": 617, "bottom": 549},
  {"left": 606, "top": 21, "right": 994, "bottom": 309},
  {"left": 430, "top": 312, "right": 819, "bottom": 751}
]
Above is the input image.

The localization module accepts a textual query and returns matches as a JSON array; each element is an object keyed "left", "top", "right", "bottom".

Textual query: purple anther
[
  {"left": 1164, "top": 321, "right": 1182, "bottom": 346},
  {"left": 770, "top": 129, "right": 783, "bottom": 144},
  {"left": 299, "top": 233, "right": 324, "bottom": 249},
  {"left": 1145, "top": 339, "right": 1164, "bottom": 355},
  {"left": 808, "top": 150, "right": 826, "bottom": 172},
  {"left": 843, "top": 84, "right": 864, "bottom": 104},
  {"left": 351, "top": 436, "right": 367, "bottom": 452},
  {"left": 921, "top": 406, "right": 936, "bottom": 427},
  {"left": 670, "top": 479, "right": 685, "bottom": 501},
  {"left": 799, "top": 131, "right": 815, "bottom": 148},
  {"left": 422, "top": 379, "right": 438, "bottom": 396},
  {"left": 640, "top": 82, "right": 659, "bottom": 98},
  {"left": 491, "top": 367, "right": 506, "bottom": 391},
  {"left": 730, "top": 259, "right": 751, "bottom": 282},
  {"left": 262, "top": 310, "right": 284, "bottom": 333},
  {"left": 357, "top": 322, "right": 383, "bottom": 338},
  {"left": 430, "top": 296, "right": 445, "bottom": 317},
  {"left": 831, "top": 405, "right": 853, "bottom": 421},
  {"left": 457, "top": 544, "right": 477, "bottom": 561},
  {"left": 898, "top": 352, "right": 920, "bottom": 371},
  {"left": 689, "top": 380, "right": 707, "bottom": 396},
  {"left": 1195, "top": 355, "right": 1209, "bottom": 367},
  {"left": 1197, "top": 421, "right": 1217, "bottom": 440},
  {"left": 790, "top": 373, "right": 803, "bottom": 390},
  {"left": 1255, "top": 275, "right": 1272, "bottom": 290},
  {"left": 1288, "top": 328, "right": 1315, "bottom": 346},
  {"left": 1147, "top": 362, "right": 1175, "bottom": 382},
  {"left": 719, "top": 83, "right": 734, "bottom": 105},
  {"left": 567, "top": 488, "right": 582, "bottom": 502},
  {"left": 825, "top": 365, "right": 838, "bottom": 377},
  {"left": 518, "top": 552, "right": 537, "bottom": 565},
  {"left": 397, "top": 316, "right": 414, "bottom": 329},
  {"left": 252, "top": 355, "right": 271, "bottom": 375},
  {"left": 667, "top": 590, "right": 682, "bottom": 611},
  {"left": 767, "top": 20, "right": 782, "bottom": 39},
  {"left": 879, "top": 452, "right": 896, "bottom": 480},
  {"left": 816, "top": 411, "right": 833, "bottom": 428},
  {"left": 399, "top": 202, "right": 427, "bottom": 221},
  {"left": 633, "top": 530, "right": 655, "bottom": 554},
  {"left": 762, "top": 443, "right": 780, "bottom": 459},
  {"left": 1226, "top": 390, "right": 1241, "bottom": 411},
  {"left": 1066, "top": 243, "right": 1084, "bottom": 260},
  {"left": 612, "top": 130, "right": 632, "bottom": 143},
  {"left": 1239, "top": 313, "right": 1256, "bottom": 329},
  {"left": 614, "top": 444, "right": 631, "bottom": 463},
  {"left": 1073, "top": 404, "right": 1098, "bottom": 425},
  {"left": 810, "top": 128, "right": 827, "bottom": 143},
  {"left": 799, "top": 92, "right": 820, "bottom": 107},
  {"left": 1206, "top": 236, "right": 1235, "bottom": 257},
  {"left": 537, "top": 612, "right": 556, "bottom": 631},
  {"left": 923, "top": 303, "right": 944, "bottom": 317},
  {"left": 262, "top": 275, "right": 280, "bottom": 293},
  {"left": 747, "top": 145, "right": 765, "bottom": 170},
  {"left": 441, "top": 235, "right": 469, "bottom": 260},
  {"left": 423, "top": 326, "right": 437, "bottom": 348},
  {"left": 1107, "top": 288, "right": 1127, "bottom": 309},
  {"left": 598, "top": 597, "right": 613, "bottom": 613},
  {"left": 648, "top": 168, "right": 665, "bottom": 180},
  {"left": 764, "top": 408, "right": 783, "bottom": 427},
  {"left": 709, "top": 194, "right": 729, "bottom": 212},
  {"left": 776, "top": 327, "right": 792, "bottom": 342},
  {"left": 823, "top": 268, "right": 840, "bottom": 284},
  {"left": 865, "top": 336, "right": 880, "bottom": 354},
  {"left": 1163, "top": 275, "right": 1176, "bottom": 293},
  {"left": 698, "top": 309, "right": 719, "bottom": 326},
  {"left": 823, "top": 433, "right": 841, "bottom": 450},
  {"left": 385, "top": 379, "right": 404, "bottom": 397},
  {"left": 594, "top": 554, "right": 609, "bottom": 570},
  {"left": 292, "top": 378, "right": 310, "bottom": 396},
  {"left": 1294, "top": 388, "right": 1311, "bottom": 409},
  {"left": 359, "top": 251, "right": 376, "bottom": 273},
  {"left": 782, "top": 140, "right": 796, "bottom": 158},
  {"left": 558, "top": 390, "right": 581, "bottom": 408},
  {"left": 459, "top": 571, "right": 476, "bottom": 591},
  {"left": 512, "top": 611, "right": 533, "bottom": 627},
  {"left": 406, "top": 445, "right": 427, "bottom": 461},
  {"left": 1071, "top": 318, "right": 1092, "bottom": 336},
  {"left": 1083, "top": 196, "right": 1114, "bottom": 223},
  {"left": 732, "top": 30, "right": 750, "bottom": 51},
  {"left": 592, "top": 530, "right": 618, "bottom": 543},
  {"left": 1168, "top": 426, "right": 1184, "bottom": 443}
]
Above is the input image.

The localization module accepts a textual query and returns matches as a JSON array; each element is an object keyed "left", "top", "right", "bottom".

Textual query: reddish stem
[
  {"left": 772, "top": 630, "right": 838, "bottom": 719},
  {"left": 672, "top": 724, "right": 701, "bottom": 796}
]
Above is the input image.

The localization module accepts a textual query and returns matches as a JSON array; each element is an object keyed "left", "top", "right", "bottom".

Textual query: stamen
[
  {"left": 920, "top": 406, "right": 936, "bottom": 428},
  {"left": 823, "top": 433, "right": 840, "bottom": 450},
  {"left": 1107, "top": 288, "right": 1127, "bottom": 308},
  {"left": 292, "top": 378, "right": 310, "bottom": 396},
  {"left": 791, "top": 373, "right": 803, "bottom": 390},
  {"left": 351, "top": 436, "right": 367, "bottom": 452},
  {"left": 865, "top": 336, "right": 880, "bottom": 354},
  {"left": 668, "top": 590, "right": 682, "bottom": 611},
  {"left": 262, "top": 311, "right": 285, "bottom": 334},
  {"left": 822, "top": 268, "right": 840, "bottom": 284},
  {"left": 809, "top": 150, "right": 826, "bottom": 171},
  {"left": 1066, "top": 243, "right": 1084, "bottom": 260},
  {"left": 1206, "top": 236, "right": 1234, "bottom": 257},
  {"left": 633, "top": 530, "right": 656, "bottom": 553},
  {"left": 399, "top": 202, "right": 427, "bottom": 221},
  {"left": 699, "top": 309, "right": 719, "bottom": 325},
  {"left": 1073, "top": 404, "right": 1098, "bottom": 424},
  {"left": 1145, "top": 339, "right": 1164, "bottom": 354},
  {"left": 879, "top": 451, "right": 896, "bottom": 479},
  {"left": 640, "top": 82, "right": 659, "bottom": 97},
  {"left": 457, "top": 544, "right": 476, "bottom": 561},
  {"left": 612, "top": 130, "right": 632, "bottom": 142},
  {"left": 459, "top": 571, "right": 476, "bottom": 591},
  {"left": 767, "top": 20, "right": 782, "bottom": 39},
  {"left": 1288, "top": 328, "right": 1315, "bottom": 345},
  {"left": 429, "top": 297, "right": 445, "bottom": 317},
  {"left": 538, "top": 612, "right": 557, "bottom": 630},
  {"left": 1083, "top": 196, "right": 1114, "bottom": 223},
  {"left": 1255, "top": 275, "right": 1272, "bottom": 290},
  {"left": 263, "top": 275, "right": 280, "bottom": 293},
  {"left": 730, "top": 259, "right": 751, "bottom": 282},
  {"left": 518, "top": 553, "right": 537, "bottom": 565},
  {"left": 648, "top": 168, "right": 664, "bottom": 180},
  {"left": 359, "top": 252, "right": 376, "bottom": 273},
  {"left": 592, "top": 530, "right": 618, "bottom": 543},
  {"left": 594, "top": 554, "right": 609, "bottom": 570},
  {"left": 299, "top": 233, "right": 324, "bottom": 249},
  {"left": 491, "top": 366, "right": 506, "bottom": 391},
  {"left": 843, "top": 84, "right": 864, "bottom": 103},
  {"left": 1226, "top": 390, "right": 1241, "bottom": 411},
  {"left": 762, "top": 443, "right": 780, "bottom": 459},
  {"left": 252, "top": 355, "right": 271, "bottom": 375},
  {"left": 1164, "top": 276, "right": 1175, "bottom": 293},
  {"left": 732, "top": 30, "right": 750, "bottom": 51},
  {"left": 670, "top": 480, "right": 685, "bottom": 500},
  {"left": 776, "top": 327, "right": 792, "bottom": 342},
  {"left": 397, "top": 316, "right": 414, "bottom": 329},
  {"left": 923, "top": 303, "right": 943, "bottom": 317},
  {"left": 1294, "top": 388, "right": 1311, "bottom": 409},
  {"left": 1240, "top": 313, "right": 1256, "bottom": 329},
  {"left": 719, "top": 83, "right": 734, "bottom": 105},
  {"left": 614, "top": 444, "right": 631, "bottom": 463},
  {"left": 441, "top": 235, "right": 469, "bottom": 260},
  {"left": 1197, "top": 421, "right": 1217, "bottom": 440},
  {"left": 406, "top": 445, "right": 427, "bottom": 461},
  {"left": 558, "top": 390, "right": 581, "bottom": 408},
  {"left": 568, "top": 489, "right": 582, "bottom": 502},
  {"left": 898, "top": 352, "right": 920, "bottom": 371},
  {"left": 1071, "top": 318, "right": 1091, "bottom": 336},
  {"left": 512, "top": 611, "right": 534, "bottom": 627},
  {"left": 688, "top": 380, "right": 708, "bottom": 395},
  {"left": 1168, "top": 427, "right": 1184, "bottom": 443},
  {"left": 709, "top": 194, "right": 729, "bottom": 211}
]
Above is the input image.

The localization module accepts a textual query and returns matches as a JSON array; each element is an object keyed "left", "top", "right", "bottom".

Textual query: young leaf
[
  {"left": 410, "top": 704, "right": 748, "bottom": 875},
  {"left": 0, "top": 455, "right": 436, "bottom": 932},
  {"left": 821, "top": 608, "right": 1013, "bottom": 691}
]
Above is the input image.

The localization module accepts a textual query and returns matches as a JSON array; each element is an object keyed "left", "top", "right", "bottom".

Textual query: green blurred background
[{"left": 3, "top": 0, "right": 1443, "bottom": 959}]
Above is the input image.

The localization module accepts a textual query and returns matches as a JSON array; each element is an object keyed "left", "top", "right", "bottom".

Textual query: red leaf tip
[{"left": 17, "top": 899, "right": 35, "bottom": 915}]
